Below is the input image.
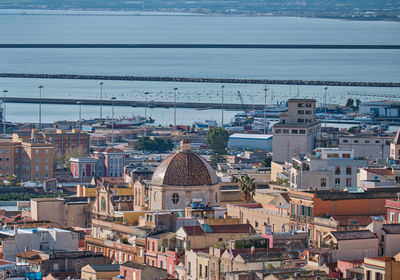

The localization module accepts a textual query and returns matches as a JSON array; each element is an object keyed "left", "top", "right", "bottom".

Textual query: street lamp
[
  {"left": 111, "top": 97, "right": 116, "bottom": 148},
  {"left": 77, "top": 101, "right": 82, "bottom": 129},
  {"left": 173, "top": 88, "right": 178, "bottom": 130},
  {"left": 143, "top": 92, "right": 150, "bottom": 135},
  {"left": 99, "top": 82, "right": 103, "bottom": 120},
  {"left": 221, "top": 85, "right": 225, "bottom": 126},
  {"left": 264, "top": 86, "right": 268, "bottom": 134},
  {"left": 324, "top": 87, "right": 328, "bottom": 127},
  {"left": 2, "top": 90, "right": 7, "bottom": 135},
  {"left": 38, "top": 86, "right": 43, "bottom": 130}
]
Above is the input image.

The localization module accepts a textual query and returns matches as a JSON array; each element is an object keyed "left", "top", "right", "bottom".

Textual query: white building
[
  {"left": 288, "top": 148, "right": 367, "bottom": 190},
  {"left": 339, "top": 135, "right": 392, "bottom": 159},
  {"left": 0, "top": 228, "right": 78, "bottom": 262},
  {"left": 228, "top": 133, "right": 273, "bottom": 151},
  {"left": 272, "top": 99, "right": 321, "bottom": 163},
  {"left": 359, "top": 100, "right": 400, "bottom": 117}
]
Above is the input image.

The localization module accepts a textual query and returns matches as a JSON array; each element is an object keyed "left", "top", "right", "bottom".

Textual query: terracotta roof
[
  {"left": 182, "top": 224, "right": 255, "bottom": 236},
  {"left": 331, "top": 215, "right": 373, "bottom": 226},
  {"left": 331, "top": 230, "right": 377, "bottom": 241},
  {"left": 363, "top": 168, "right": 393, "bottom": 176},
  {"left": 95, "top": 148, "right": 125, "bottom": 153},
  {"left": 151, "top": 150, "right": 218, "bottom": 186},
  {"left": 382, "top": 224, "right": 400, "bottom": 234}
]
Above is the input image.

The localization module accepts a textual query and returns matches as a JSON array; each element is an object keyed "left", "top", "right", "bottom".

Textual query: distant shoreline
[{"left": 0, "top": 8, "right": 399, "bottom": 22}]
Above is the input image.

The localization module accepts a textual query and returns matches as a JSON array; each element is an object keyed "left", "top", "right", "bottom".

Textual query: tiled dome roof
[{"left": 151, "top": 150, "right": 219, "bottom": 186}]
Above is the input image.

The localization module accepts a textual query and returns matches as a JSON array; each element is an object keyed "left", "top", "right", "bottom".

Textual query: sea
[{"left": 0, "top": 10, "right": 399, "bottom": 126}]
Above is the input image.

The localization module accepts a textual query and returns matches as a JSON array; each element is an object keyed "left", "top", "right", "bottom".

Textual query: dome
[{"left": 151, "top": 149, "right": 219, "bottom": 186}]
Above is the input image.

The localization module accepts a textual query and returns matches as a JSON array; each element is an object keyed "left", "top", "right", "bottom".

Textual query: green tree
[
  {"left": 206, "top": 127, "right": 229, "bottom": 167},
  {"left": 239, "top": 174, "right": 256, "bottom": 203},
  {"left": 346, "top": 98, "right": 354, "bottom": 108},
  {"left": 134, "top": 137, "right": 173, "bottom": 152}
]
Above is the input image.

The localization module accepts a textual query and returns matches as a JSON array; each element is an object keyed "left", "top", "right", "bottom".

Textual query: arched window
[
  {"left": 101, "top": 197, "right": 106, "bottom": 211},
  {"left": 172, "top": 193, "right": 179, "bottom": 204}
]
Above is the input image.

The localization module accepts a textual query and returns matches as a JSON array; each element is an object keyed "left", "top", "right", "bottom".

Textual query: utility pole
[
  {"left": 144, "top": 92, "right": 150, "bottom": 136},
  {"left": 111, "top": 97, "right": 116, "bottom": 147},
  {"left": 77, "top": 101, "right": 82, "bottom": 129},
  {"left": 173, "top": 88, "right": 178, "bottom": 130},
  {"left": 99, "top": 82, "right": 103, "bottom": 120},
  {"left": 38, "top": 86, "right": 43, "bottom": 130},
  {"left": 2, "top": 90, "right": 7, "bottom": 135},
  {"left": 221, "top": 85, "right": 225, "bottom": 126},
  {"left": 264, "top": 86, "right": 267, "bottom": 134},
  {"left": 324, "top": 87, "right": 328, "bottom": 127}
]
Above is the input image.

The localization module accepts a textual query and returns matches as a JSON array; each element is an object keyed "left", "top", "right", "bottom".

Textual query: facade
[
  {"left": 117, "top": 261, "right": 168, "bottom": 280},
  {"left": 150, "top": 140, "right": 220, "bottom": 210},
  {"left": 0, "top": 227, "right": 78, "bottom": 262},
  {"left": 30, "top": 198, "right": 90, "bottom": 227},
  {"left": 0, "top": 139, "right": 54, "bottom": 181},
  {"left": 381, "top": 224, "right": 400, "bottom": 257},
  {"left": 226, "top": 203, "right": 289, "bottom": 234},
  {"left": 272, "top": 99, "right": 321, "bottom": 163},
  {"left": 70, "top": 157, "right": 97, "bottom": 179},
  {"left": 13, "top": 128, "right": 90, "bottom": 155},
  {"left": 288, "top": 148, "right": 366, "bottom": 190},
  {"left": 359, "top": 100, "right": 400, "bottom": 117},
  {"left": 364, "top": 256, "right": 400, "bottom": 280},
  {"left": 321, "top": 230, "right": 378, "bottom": 262},
  {"left": 16, "top": 250, "right": 110, "bottom": 279},
  {"left": 338, "top": 135, "right": 392, "bottom": 159},
  {"left": 288, "top": 189, "right": 400, "bottom": 244},
  {"left": 228, "top": 133, "right": 273, "bottom": 151},
  {"left": 386, "top": 199, "right": 400, "bottom": 224},
  {"left": 175, "top": 224, "right": 256, "bottom": 250},
  {"left": 81, "top": 264, "right": 120, "bottom": 280},
  {"left": 390, "top": 128, "right": 400, "bottom": 160}
]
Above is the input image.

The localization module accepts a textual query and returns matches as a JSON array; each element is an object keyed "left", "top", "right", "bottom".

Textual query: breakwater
[
  {"left": 0, "top": 73, "right": 399, "bottom": 87},
  {"left": 1, "top": 44, "right": 400, "bottom": 49},
  {"left": 3, "top": 97, "right": 259, "bottom": 110}
]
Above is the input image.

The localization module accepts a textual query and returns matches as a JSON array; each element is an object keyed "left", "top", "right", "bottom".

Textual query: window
[
  {"left": 346, "top": 178, "right": 352, "bottom": 187},
  {"left": 320, "top": 178, "right": 327, "bottom": 187},
  {"left": 199, "top": 264, "right": 203, "bottom": 277},
  {"left": 342, "top": 153, "right": 350, "bottom": 158},
  {"left": 172, "top": 193, "right": 179, "bottom": 204},
  {"left": 283, "top": 129, "right": 289, "bottom": 133},
  {"left": 306, "top": 103, "right": 312, "bottom": 107},
  {"left": 375, "top": 140, "right": 380, "bottom": 144},
  {"left": 335, "top": 178, "right": 341, "bottom": 185},
  {"left": 147, "top": 241, "right": 150, "bottom": 249},
  {"left": 335, "top": 166, "right": 341, "bottom": 175},
  {"left": 45, "top": 157, "right": 48, "bottom": 163},
  {"left": 45, "top": 174, "right": 48, "bottom": 179},
  {"left": 292, "top": 129, "right": 298, "bottom": 134},
  {"left": 327, "top": 153, "right": 339, "bottom": 158},
  {"left": 255, "top": 220, "right": 259, "bottom": 228},
  {"left": 35, "top": 149, "right": 39, "bottom": 154},
  {"left": 297, "top": 118, "right": 304, "bottom": 123},
  {"left": 299, "top": 130, "right": 306, "bottom": 134},
  {"left": 275, "top": 129, "right": 281, "bottom": 133},
  {"left": 212, "top": 263, "right": 215, "bottom": 276},
  {"left": 305, "top": 110, "right": 312, "bottom": 115},
  {"left": 365, "top": 140, "right": 370, "bottom": 143},
  {"left": 298, "top": 110, "right": 304, "bottom": 114},
  {"left": 36, "top": 174, "right": 39, "bottom": 179},
  {"left": 139, "top": 247, "right": 143, "bottom": 257},
  {"left": 375, "top": 272, "right": 382, "bottom": 280},
  {"left": 346, "top": 166, "right": 352, "bottom": 175},
  {"left": 45, "top": 149, "right": 49, "bottom": 154},
  {"left": 188, "top": 262, "right": 191, "bottom": 275},
  {"left": 389, "top": 211, "right": 395, "bottom": 222},
  {"left": 301, "top": 205, "right": 306, "bottom": 216},
  {"left": 205, "top": 265, "right": 208, "bottom": 278},
  {"left": 35, "top": 166, "right": 39, "bottom": 171},
  {"left": 354, "top": 140, "right": 359, "bottom": 143},
  {"left": 298, "top": 103, "right": 304, "bottom": 107},
  {"left": 343, "top": 140, "right": 348, "bottom": 143},
  {"left": 101, "top": 197, "right": 106, "bottom": 211},
  {"left": 307, "top": 207, "right": 312, "bottom": 217},
  {"left": 45, "top": 165, "right": 48, "bottom": 171},
  {"left": 152, "top": 241, "right": 154, "bottom": 251},
  {"left": 35, "top": 157, "right": 39, "bottom": 163}
]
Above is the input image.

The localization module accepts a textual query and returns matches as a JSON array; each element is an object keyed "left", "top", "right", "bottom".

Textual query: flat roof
[{"left": 229, "top": 133, "right": 273, "bottom": 140}]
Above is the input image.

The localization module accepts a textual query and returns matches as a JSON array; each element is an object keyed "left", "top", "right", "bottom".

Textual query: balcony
[{"left": 290, "top": 214, "right": 312, "bottom": 223}]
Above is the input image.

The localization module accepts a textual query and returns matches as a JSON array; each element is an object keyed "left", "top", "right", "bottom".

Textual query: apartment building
[
  {"left": 288, "top": 148, "right": 367, "bottom": 190},
  {"left": 272, "top": 99, "right": 321, "bottom": 163}
]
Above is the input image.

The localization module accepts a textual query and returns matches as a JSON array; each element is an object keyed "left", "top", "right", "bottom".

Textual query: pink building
[
  {"left": 70, "top": 157, "right": 97, "bottom": 179},
  {"left": 337, "top": 259, "right": 363, "bottom": 279},
  {"left": 386, "top": 199, "right": 400, "bottom": 223},
  {"left": 117, "top": 261, "right": 167, "bottom": 280}
]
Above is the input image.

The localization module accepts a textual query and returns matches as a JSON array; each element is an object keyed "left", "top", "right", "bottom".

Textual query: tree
[
  {"left": 239, "top": 174, "right": 256, "bottom": 203},
  {"left": 206, "top": 127, "right": 229, "bottom": 167},
  {"left": 346, "top": 98, "right": 354, "bottom": 108},
  {"left": 134, "top": 137, "right": 173, "bottom": 152}
]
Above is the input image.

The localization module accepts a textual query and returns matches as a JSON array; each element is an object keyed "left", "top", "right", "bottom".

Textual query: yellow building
[
  {"left": 81, "top": 264, "right": 120, "bottom": 280},
  {"left": 364, "top": 255, "right": 400, "bottom": 280},
  {"left": 77, "top": 182, "right": 134, "bottom": 197}
]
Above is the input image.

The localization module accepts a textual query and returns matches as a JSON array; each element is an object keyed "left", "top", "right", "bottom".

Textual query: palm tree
[{"left": 239, "top": 174, "right": 256, "bottom": 203}]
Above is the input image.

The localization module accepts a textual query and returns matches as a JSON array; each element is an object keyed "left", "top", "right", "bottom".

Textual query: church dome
[{"left": 151, "top": 141, "right": 219, "bottom": 186}]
